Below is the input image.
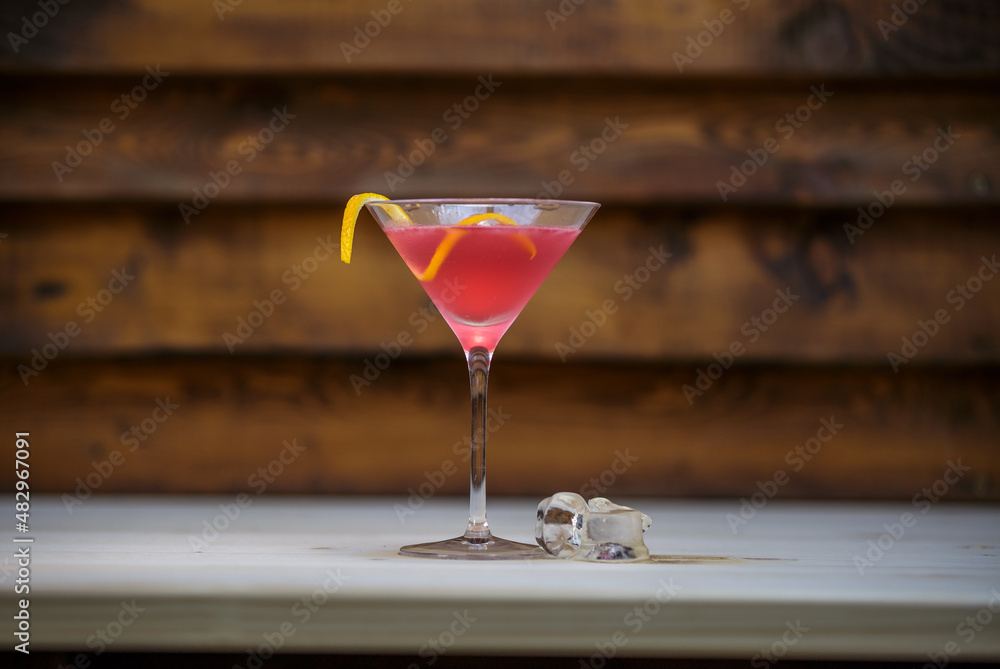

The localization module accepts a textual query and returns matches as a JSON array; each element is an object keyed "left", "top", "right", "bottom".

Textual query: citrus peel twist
[
  {"left": 415, "top": 213, "right": 536, "bottom": 282},
  {"left": 341, "top": 193, "right": 408, "bottom": 263},
  {"left": 340, "top": 194, "right": 538, "bottom": 282}
]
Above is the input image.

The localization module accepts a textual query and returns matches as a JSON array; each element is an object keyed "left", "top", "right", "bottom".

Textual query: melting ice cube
[{"left": 535, "top": 493, "right": 651, "bottom": 561}]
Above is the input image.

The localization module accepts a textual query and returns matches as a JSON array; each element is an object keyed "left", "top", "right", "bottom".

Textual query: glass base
[{"left": 400, "top": 535, "right": 545, "bottom": 560}]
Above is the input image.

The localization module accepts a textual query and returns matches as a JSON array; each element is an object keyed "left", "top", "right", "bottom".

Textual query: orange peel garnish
[
  {"left": 414, "top": 213, "right": 537, "bottom": 282},
  {"left": 341, "top": 195, "right": 537, "bottom": 281},
  {"left": 340, "top": 193, "right": 409, "bottom": 263}
]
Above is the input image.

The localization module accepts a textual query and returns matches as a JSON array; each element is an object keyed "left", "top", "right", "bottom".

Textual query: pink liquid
[{"left": 384, "top": 225, "right": 579, "bottom": 352}]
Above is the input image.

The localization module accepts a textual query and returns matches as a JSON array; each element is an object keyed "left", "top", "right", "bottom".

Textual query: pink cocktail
[
  {"left": 367, "top": 199, "right": 599, "bottom": 559},
  {"left": 384, "top": 225, "right": 579, "bottom": 352}
]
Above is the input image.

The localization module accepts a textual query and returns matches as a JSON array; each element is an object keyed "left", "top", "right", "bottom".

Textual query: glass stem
[{"left": 464, "top": 346, "right": 492, "bottom": 542}]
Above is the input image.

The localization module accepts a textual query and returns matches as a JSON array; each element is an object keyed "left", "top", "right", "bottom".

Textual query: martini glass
[{"left": 366, "top": 199, "right": 599, "bottom": 559}]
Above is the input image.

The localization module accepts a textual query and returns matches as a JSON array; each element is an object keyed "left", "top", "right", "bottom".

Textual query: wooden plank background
[
  {"left": 2, "top": 359, "right": 997, "bottom": 499},
  {"left": 1, "top": 78, "right": 997, "bottom": 204},
  {"left": 1, "top": 0, "right": 998, "bottom": 499},
  {"left": 1, "top": 0, "right": 998, "bottom": 75},
  {"left": 1, "top": 205, "right": 999, "bottom": 361}
]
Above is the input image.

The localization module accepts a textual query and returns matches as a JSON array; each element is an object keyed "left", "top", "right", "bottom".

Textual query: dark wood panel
[
  {"left": 1, "top": 0, "right": 998, "bottom": 75},
  {"left": 0, "top": 78, "right": 997, "bottom": 204},
  {"left": 0, "top": 358, "right": 996, "bottom": 500},
  {"left": 0, "top": 205, "right": 1000, "bottom": 362},
  {"left": 1, "top": 205, "right": 998, "bottom": 363}
]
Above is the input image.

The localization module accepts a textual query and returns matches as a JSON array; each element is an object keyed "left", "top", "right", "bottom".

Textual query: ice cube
[
  {"left": 535, "top": 493, "right": 651, "bottom": 561},
  {"left": 535, "top": 492, "right": 588, "bottom": 558}
]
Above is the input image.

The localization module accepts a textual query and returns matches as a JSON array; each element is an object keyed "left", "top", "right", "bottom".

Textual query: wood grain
[
  {"left": 0, "top": 78, "right": 997, "bottom": 204},
  {"left": 1, "top": 358, "right": 996, "bottom": 500},
  {"left": 1, "top": 0, "right": 997, "bottom": 513},
  {"left": 1, "top": 0, "right": 998, "bottom": 75},
  {"left": 2, "top": 205, "right": 998, "bottom": 362}
]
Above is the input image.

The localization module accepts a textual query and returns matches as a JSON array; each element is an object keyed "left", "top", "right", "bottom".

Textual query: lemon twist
[
  {"left": 341, "top": 193, "right": 409, "bottom": 263},
  {"left": 340, "top": 195, "right": 538, "bottom": 281},
  {"left": 415, "top": 214, "right": 537, "bottom": 282}
]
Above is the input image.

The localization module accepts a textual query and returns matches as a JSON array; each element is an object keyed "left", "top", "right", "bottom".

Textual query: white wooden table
[{"left": 5, "top": 496, "right": 999, "bottom": 660}]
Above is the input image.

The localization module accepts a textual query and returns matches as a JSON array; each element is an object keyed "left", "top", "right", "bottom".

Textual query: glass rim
[{"left": 366, "top": 198, "right": 601, "bottom": 208}]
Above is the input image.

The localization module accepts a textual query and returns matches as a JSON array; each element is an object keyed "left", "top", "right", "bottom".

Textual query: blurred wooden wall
[{"left": 1, "top": 0, "right": 998, "bottom": 500}]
